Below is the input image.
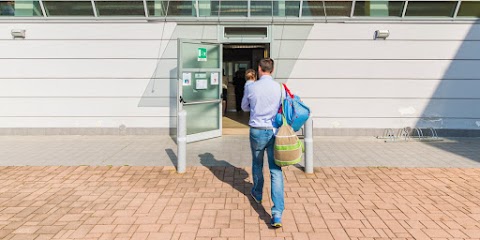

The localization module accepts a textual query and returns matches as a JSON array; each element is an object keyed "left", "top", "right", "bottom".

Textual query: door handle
[{"left": 179, "top": 96, "right": 187, "bottom": 104}]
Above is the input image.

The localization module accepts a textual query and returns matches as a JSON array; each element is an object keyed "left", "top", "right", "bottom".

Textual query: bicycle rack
[
  {"left": 429, "top": 127, "right": 439, "bottom": 139},
  {"left": 408, "top": 127, "right": 424, "bottom": 141},
  {"left": 377, "top": 128, "right": 396, "bottom": 141},
  {"left": 378, "top": 127, "right": 441, "bottom": 142},
  {"left": 398, "top": 128, "right": 410, "bottom": 141}
]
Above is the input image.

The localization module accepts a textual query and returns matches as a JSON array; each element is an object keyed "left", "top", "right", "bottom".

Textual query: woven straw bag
[
  {"left": 274, "top": 83, "right": 303, "bottom": 167},
  {"left": 274, "top": 119, "right": 303, "bottom": 167}
]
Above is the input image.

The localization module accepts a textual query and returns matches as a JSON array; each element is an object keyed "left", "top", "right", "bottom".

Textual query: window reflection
[
  {"left": 250, "top": 1, "right": 272, "bottom": 16},
  {"left": 211, "top": 1, "right": 248, "bottom": 16},
  {"left": 44, "top": 1, "right": 94, "bottom": 16},
  {"left": 354, "top": 1, "right": 404, "bottom": 17},
  {"left": 96, "top": 1, "right": 145, "bottom": 16},
  {"left": 0, "top": 0, "right": 43, "bottom": 17},
  {"left": 1, "top": 0, "right": 479, "bottom": 19},
  {"left": 147, "top": 0, "right": 195, "bottom": 17},
  {"left": 302, "top": 1, "right": 351, "bottom": 17},
  {"left": 324, "top": 1, "right": 351, "bottom": 16},
  {"left": 302, "top": 1, "right": 325, "bottom": 17},
  {"left": 0, "top": 1, "right": 15, "bottom": 15},
  {"left": 457, "top": 1, "right": 480, "bottom": 17},
  {"left": 405, "top": 1, "right": 457, "bottom": 17}
]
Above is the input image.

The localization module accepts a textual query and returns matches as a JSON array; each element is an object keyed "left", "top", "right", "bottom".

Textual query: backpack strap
[{"left": 278, "top": 82, "right": 287, "bottom": 123}]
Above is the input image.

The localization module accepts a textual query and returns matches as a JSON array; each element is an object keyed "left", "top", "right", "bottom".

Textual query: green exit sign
[{"left": 197, "top": 48, "right": 207, "bottom": 62}]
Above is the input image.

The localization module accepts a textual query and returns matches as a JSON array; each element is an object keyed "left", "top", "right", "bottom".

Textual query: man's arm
[{"left": 241, "top": 86, "right": 251, "bottom": 112}]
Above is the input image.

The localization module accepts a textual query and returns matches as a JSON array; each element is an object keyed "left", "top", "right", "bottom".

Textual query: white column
[
  {"left": 177, "top": 110, "right": 187, "bottom": 173},
  {"left": 304, "top": 117, "right": 314, "bottom": 174}
]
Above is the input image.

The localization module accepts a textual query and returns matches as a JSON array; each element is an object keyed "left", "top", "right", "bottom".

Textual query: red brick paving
[{"left": 1, "top": 166, "right": 480, "bottom": 239}]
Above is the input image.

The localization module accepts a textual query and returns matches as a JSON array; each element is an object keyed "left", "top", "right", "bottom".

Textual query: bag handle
[
  {"left": 278, "top": 82, "right": 285, "bottom": 114},
  {"left": 282, "top": 83, "right": 294, "bottom": 99},
  {"left": 278, "top": 82, "right": 288, "bottom": 126}
]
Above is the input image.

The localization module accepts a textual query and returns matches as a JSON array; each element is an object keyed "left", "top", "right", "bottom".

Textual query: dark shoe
[
  {"left": 270, "top": 215, "right": 282, "bottom": 228},
  {"left": 250, "top": 191, "right": 262, "bottom": 204}
]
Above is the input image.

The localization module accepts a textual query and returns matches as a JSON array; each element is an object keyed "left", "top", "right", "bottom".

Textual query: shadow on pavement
[
  {"left": 415, "top": 20, "right": 480, "bottom": 161},
  {"left": 165, "top": 148, "right": 178, "bottom": 168},
  {"left": 423, "top": 139, "right": 480, "bottom": 164},
  {"left": 198, "top": 152, "right": 272, "bottom": 228}
]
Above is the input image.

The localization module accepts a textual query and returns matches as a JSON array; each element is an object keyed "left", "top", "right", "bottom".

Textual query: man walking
[{"left": 241, "top": 58, "right": 284, "bottom": 228}]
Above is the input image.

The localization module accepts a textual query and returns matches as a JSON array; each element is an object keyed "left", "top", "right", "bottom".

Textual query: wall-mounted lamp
[
  {"left": 374, "top": 30, "right": 389, "bottom": 40},
  {"left": 11, "top": 29, "right": 26, "bottom": 39}
]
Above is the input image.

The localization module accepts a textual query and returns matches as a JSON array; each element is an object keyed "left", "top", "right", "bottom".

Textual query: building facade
[{"left": 1, "top": 0, "right": 480, "bottom": 137}]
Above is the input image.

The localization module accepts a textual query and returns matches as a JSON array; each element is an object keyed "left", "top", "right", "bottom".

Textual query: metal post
[
  {"left": 177, "top": 110, "right": 187, "bottom": 173},
  {"left": 304, "top": 117, "right": 313, "bottom": 174}
]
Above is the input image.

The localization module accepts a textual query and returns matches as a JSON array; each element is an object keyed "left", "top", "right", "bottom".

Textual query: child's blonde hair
[{"left": 245, "top": 69, "right": 256, "bottom": 81}]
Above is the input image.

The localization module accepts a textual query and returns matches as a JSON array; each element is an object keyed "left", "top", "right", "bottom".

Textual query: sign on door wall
[{"left": 198, "top": 48, "right": 207, "bottom": 61}]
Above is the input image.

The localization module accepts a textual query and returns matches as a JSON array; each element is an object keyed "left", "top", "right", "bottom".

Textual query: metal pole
[
  {"left": 177, "top": 110, "right": 187, "bottom": 173},
  {"left": 304, "top": 117, "right": 313, "bottom": 174}
]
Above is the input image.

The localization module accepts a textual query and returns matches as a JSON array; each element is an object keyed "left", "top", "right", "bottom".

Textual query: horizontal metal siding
[
  {"left": 0, "top": 22, "right": 184, "bottom": 129},
  {"left": 274, "top": 23, "right": 480, "bottom": 129}
]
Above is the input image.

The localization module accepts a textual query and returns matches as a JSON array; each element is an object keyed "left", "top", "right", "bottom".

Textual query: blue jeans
[{"left": 249, "top": 128, "right": 284, "bottom": 217}]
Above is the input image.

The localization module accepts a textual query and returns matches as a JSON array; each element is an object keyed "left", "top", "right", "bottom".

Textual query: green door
[{"left": 178, "top": 39, "right": 223, "bottom": 143}]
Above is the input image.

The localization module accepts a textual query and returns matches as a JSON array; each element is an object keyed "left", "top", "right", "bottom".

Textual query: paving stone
[{"left": 1, "top": 136, "right": 480, "bottom": 239}]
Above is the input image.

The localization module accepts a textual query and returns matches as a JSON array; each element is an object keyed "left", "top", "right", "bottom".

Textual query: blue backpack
[{"left": 274, "top": 83, "right": 311, "bottom": 132}]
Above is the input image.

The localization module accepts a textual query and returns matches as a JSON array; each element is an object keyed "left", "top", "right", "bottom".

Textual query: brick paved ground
[{"left": 1, "top": 166, "right": 480, "bottom": 240}]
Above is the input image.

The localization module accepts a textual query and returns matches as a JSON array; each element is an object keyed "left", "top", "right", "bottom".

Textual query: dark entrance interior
[{"left": 222, "top": 43, "right": 269, "bottom": 135}]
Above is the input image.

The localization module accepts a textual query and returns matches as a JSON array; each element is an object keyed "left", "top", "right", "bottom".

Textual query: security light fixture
[
  {"left": 11, "top": 29, "right": 26, "bottom": 39},
  {"left": 374, "top": 30, "right": 389, "bottom": 40}
]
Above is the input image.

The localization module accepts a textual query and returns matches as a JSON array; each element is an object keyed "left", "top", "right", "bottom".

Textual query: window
[
  {"left": 324, "top": 1, "right": 351, "bottom": 16},
  {"left": 354, "top": 1, "right": 404, "bottom": 17},
  {"left": 250, "top": 1, "right": 272, "bottom": 16},
  {"left": 457, "top": 1, "right": 480, "bottom": 17},
  {"left": 280, "top": 0, "right": 300, "bottom": 17},
  {"left": 405, "top": 1, "right": 457, "bottom": 17},
  {"left": 147, "top": 0, "right": 195, "bottom": 17},
  {"left": 95, "top": 0, "right": 145, "bottom": 16},
  {"left": 211, "top": 1, "right": 248, "bottom": 16},
  {"left": 0, "top": 0, "right": 43, "bottom": 17},
  {"left": 43, "top": 1, "right": 94, "bottom": 16},
  {"left": 302, "top": 1, "right": 351, "bottom": 17},
  {"left": 249, "top": 1, "right": 300, "bottom": 17},
  {"left": 302, "top": 1, "right": 325, "bottom": 17}
]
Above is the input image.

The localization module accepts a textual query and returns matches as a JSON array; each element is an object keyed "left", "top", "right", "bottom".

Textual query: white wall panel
[
  {"left": 272, "top": 40, "right": 480, "bottom": 60},
  {"left": 170, "top": 25, "right": 218, "bottom": 40},
  {"left": 0, "top": 59, "right": 177, "bottom": 78},
  {"left": 305, "top": 99, "right": 480, "bottom": 118},
  {"left": 277, "top": 23, "right": 480, "bottom": 40},
  {"left": 0, "top": 98, "right": 173, "bottom": 116},
  {"left": 287, "top": 79, "right": 480, "bottom": 99},
  {"left": 0, "top": 22, "right": 177, "bottom": 40},
  {"left": 0, "top": 40, "right": 178, "bottom": 59},
  {"left": 0, "top": 117, "right": 172, "bottom": 128},
  {"left": 1, "top": 21, "right": 480, "bottom": 132},
  {"left": 278, "top": 60, "right": 480, "bottom": 79},
  {"left": 0, "top": 79, "right": 176, "bottom": 97}
]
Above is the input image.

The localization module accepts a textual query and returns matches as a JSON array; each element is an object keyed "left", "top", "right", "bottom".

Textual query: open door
[{"left": 177, "top": 39, "right": 223, "bottom": 143}]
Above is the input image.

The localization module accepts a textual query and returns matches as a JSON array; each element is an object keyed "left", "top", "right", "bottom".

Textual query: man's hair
[
  {"left": 258, "top": 58, "right": 274, "bottom": 73},
  {"left": 245, "top": 69, "right": 256, "bottom": 80}
]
